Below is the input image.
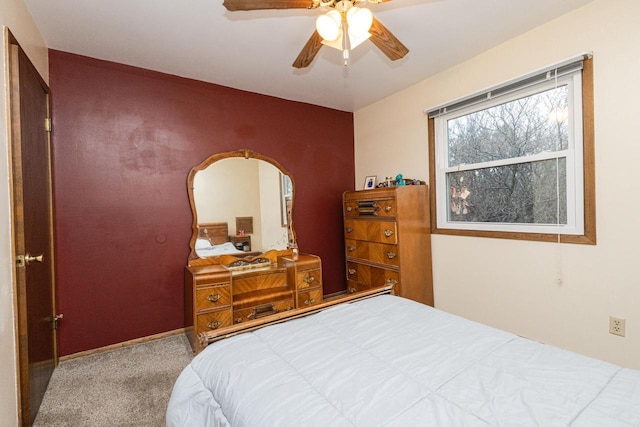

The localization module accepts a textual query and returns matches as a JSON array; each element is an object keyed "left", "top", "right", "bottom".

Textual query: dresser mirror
[{"left": 187, "top": 149, "right": 295, "bottom": 263}]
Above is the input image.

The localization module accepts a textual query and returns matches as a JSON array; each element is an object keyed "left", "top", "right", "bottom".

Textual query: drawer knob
[
  {"left": 386, "top": 278, "right": 398, "bottom": 285},
  {"left": 384, "top": 229, "right": 394, "bottom": 237},
  {"left": 206, "top": 293, "right": 222, "bottom": 303},
  {"left": 385, "top": 205, "right": 392, "bottom": 212},
  {"left": 347, "top": 245, "right": 356, "bottom": 252},
  {"left": 348, "top": 268, "right": 356, "bottom": 275},
  {"left": 348, "top": 287, "right": 356, "bottom": 293},
  {"left": 206, "top": 320, "right": 222, "bottom": 330},
  {"left": 304, "top": 299, "right": 316, "bottom": 306},
  {"left": 303, "top": 275, "right": 316, "bottom": 284},
  {"left": 346, "top": 206, "right": 353, "bottom": 212},
  {"left": 386, "top": 251, "right": 397, "bottom": 259},
  {"left": 346, "top": 227, "right": 353, "bottom": 233}
]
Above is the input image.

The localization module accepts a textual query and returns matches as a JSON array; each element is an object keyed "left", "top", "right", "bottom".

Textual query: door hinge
[
  {"left": 44, "top": 118, "right": 52, "bottom": 132},
  {"left": 52, "top": 314, "right": 63, "bottom": 330}
]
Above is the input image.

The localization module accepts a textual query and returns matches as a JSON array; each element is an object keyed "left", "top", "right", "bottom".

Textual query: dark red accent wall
[{"left": 49, "top": 50, "right": 354, "bottom": 356}]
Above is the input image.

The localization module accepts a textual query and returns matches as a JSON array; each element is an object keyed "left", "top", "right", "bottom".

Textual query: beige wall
[
  {"left": 194, "top": 158, "right": 264, "bottom": 248},
  {"left": 1, "top": 0, "right": 48, "bottom": 424},
  {"left": 354, "top": 0, "right": 640, "bottom": 369},
  {"left": 257, "top": 161, "right": 289, "bottom": 251}
]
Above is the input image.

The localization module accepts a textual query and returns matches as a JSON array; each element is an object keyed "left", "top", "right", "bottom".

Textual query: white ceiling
[{"left": 24, "top": 0, "right": 595, "bottom": 112}]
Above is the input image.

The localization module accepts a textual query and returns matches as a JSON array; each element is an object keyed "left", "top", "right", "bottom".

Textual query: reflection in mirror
[
  {"left": 188, "top": 150, "right": 295, "bottom": 263},
  {"left": 280, "top": 172, "right": 292, "bottom": 227}
]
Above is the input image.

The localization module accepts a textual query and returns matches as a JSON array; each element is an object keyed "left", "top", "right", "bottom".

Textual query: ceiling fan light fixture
[
  {"left": 321, "top": 32, "right": 344, "bottom": 50},
  {"left": 346, "top": 6, "right": 373, "bottom": 37},
  {"left": 316, "top": 10, "right": 342, "bottom": 41},
  {"left": 347, "top": 28, "right": 371, "bottom": 49}
]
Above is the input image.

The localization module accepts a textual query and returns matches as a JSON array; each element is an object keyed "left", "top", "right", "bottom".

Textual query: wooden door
[{"left": 8, "top": 34, "right": 58, "bottom": 425}]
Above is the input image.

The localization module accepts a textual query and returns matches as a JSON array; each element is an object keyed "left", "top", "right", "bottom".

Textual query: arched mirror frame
[{"left": 187, "top": 148, "right": 296, "bottom": 263}]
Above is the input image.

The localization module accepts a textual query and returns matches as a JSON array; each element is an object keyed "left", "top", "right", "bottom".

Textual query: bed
[
  {"left": 167, "top": 293, "right": 640, "bottom": 426},
  {"left": 195, "top": 222, "right": 245, "bottom": 258}
]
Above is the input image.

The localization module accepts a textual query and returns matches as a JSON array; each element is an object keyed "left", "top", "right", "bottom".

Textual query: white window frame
[{"left": 433, "top": 69, "right": 585, "bottom": 236}]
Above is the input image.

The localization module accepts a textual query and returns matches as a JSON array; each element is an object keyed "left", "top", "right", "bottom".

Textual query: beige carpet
[{"left": 33, "top": 334, "right": 194, "bottom": 427}]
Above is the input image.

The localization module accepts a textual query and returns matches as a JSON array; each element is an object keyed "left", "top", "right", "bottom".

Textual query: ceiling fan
[{"left": 222, "top": 0, "right": 409, "bottom": 68}]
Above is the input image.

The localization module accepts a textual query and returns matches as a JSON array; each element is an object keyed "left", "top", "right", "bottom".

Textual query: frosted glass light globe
[
  {"left": 316, "top": 10, "right": 342, "bottom": 41},
  {"left": 346, "top": 6, "right": 373, "bottom": 37}
]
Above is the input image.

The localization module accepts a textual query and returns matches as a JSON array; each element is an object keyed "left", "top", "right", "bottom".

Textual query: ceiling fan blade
[
  {"left": 223, "top": 0, "right": 313, "bottom": 11},
  {"left": 292, "top": 31, "right": 323, "bottom": 69},
  {"left": 369, "top": 17, "right": 409, "bottom": 61}
]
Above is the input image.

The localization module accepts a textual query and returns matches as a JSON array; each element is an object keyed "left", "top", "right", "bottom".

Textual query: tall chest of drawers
[{"left": 343, "top": 185, "right": 434, "bottom": 306}]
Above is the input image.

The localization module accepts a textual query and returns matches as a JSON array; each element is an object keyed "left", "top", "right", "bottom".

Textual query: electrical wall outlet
[{"left": 609, "top": 316, "right": 626, "bottom": 337}]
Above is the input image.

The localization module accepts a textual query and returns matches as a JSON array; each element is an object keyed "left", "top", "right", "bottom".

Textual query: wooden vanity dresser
[
  {"left": 185, "top": 148, "right": 324, "bottom": 354},
  {"left": 343, "top": 185, "right": 433, "bottom": 306},
  {"left": 185, "top": 254, "right": 323, "bottom": 353}
]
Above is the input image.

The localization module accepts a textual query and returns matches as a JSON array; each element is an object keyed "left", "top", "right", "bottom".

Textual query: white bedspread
[
  {"left": 167, "top": 295, "right": 640, "bottom": 426},
  {"left": 195, "top": 241, "right": 244, "bottom": 258}
]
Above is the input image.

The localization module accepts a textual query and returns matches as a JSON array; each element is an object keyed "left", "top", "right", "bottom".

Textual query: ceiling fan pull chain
[{"left": 342, "top": 22, "right": 349, "bottom": 66}]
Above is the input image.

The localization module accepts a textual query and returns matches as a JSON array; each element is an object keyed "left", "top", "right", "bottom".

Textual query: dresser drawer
[
  {"left": 347, "top": 279, "right": 370, "bottom": 294},
  {"left": 343, "top": 201, "right": 360, "bottom": 218},
  {"left": 195, "top": 285, "right": 231, "bottom": 311},
  {"left": 345, "top": 240, "right": 399, "bottom": 267},
  {"left": 196, "top": 310, "right": 233, "bottom": 332},
  {"left": 233, "top": 269, "right": 287, "bottom": 294},
  {"left": 295, "top": 268, "right": 321, "bottom": 290},
  {"left": 233, "top": 299, "right": 294, "bottom": 324},
  {"left": 297, "top": 288, "right": 323, "bottom": 308},
  {"left": 192, "top": 271, "right": 231, "bottom": 287},
  {"left": 344, "top": 219, "right": 366, "bottom": 240},
  {"left": 346, "top": 261, "right": 366, "bottom": 283},
  {"left": 344, "top": 198, "right": 396, "bottom": 218},
  {"left": 347, "top": 262, "right": 400, "bottom": 289},
  {"left": 344, "top": 220, "right": 397, "bottom": 244}
]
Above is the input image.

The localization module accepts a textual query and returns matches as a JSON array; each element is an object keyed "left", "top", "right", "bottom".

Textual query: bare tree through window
[{"left": 446, "top": 86, "right": 569, "bottom": 225}]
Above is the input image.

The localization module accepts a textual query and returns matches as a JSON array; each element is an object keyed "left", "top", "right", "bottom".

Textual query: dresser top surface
[{"left": 343, "top": 184, "right": 427, "bottom": 200}]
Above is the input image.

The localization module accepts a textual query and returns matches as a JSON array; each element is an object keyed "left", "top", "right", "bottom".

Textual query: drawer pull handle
[
  {"left": 386, "top": 251, "right": 397, "bottom": 259},
  {"left": 348, "top": 268, "right": 356, "bottom": 275},
  {"left": 385, "top": 205, "right": 392, "bottom": 212},
  {"left": 206, "top": 320, "right": 222, "bottom": 330},
  {"left": 247, "top": 304, "right": 278, "bottom": 320},
  {"left": 384, "top": 229, "right": 394, "bottom": 237},
  {"left": 386, "top": 278, "right": 398, "bottom": 285},
  {"left": 304, "top": 299, "right": 316, "bottom": 306},
  {"left": 347, "top": 245, "right": 356, "bottom": 252},
  {"left": 303, "top": 275, "right": 316, "bottom": 284},
  {"left": 346, "top": 227, "right": 353, "bottom": 233},
  {"left": 348, "top": 287, "right": 356, "bottom": 293},
  {"left": 206, "top": 293, "right": 222, "bottom": 303}
]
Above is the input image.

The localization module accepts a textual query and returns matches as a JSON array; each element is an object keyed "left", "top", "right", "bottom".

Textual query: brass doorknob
[{"left": 25, "top": 253, "right": 44, "bottom": 265}]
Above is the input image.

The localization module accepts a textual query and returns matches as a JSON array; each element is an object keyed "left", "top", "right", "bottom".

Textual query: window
[{"left": 427, "top": 56, "right": 595, "bottom": 244}]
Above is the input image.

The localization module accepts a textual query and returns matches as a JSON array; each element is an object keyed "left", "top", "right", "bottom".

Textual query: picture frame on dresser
[{"left": 363, "top": 175, "right": 377, "bottom": 190}]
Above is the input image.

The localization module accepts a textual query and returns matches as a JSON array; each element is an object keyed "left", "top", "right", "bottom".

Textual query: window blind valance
[{"left": 425, "top": 53, "right": 591, "bottom": 119}]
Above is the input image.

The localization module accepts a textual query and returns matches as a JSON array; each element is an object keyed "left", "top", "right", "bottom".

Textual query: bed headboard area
[{"left": 198, "top": 222, "right": 229, "bottom": 245}]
